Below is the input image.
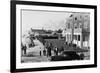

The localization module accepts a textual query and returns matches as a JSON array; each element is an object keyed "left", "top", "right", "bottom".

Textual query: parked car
[{"left": 50, "top": 51, "right": 81, "bottom": 61}]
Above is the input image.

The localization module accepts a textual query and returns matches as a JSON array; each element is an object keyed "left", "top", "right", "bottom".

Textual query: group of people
[
  {"left": 21, "top": 37, "right": 64, "bottom": 57},
  {"left": 39, "top": 42, "right": 64, "bottom": 57}
]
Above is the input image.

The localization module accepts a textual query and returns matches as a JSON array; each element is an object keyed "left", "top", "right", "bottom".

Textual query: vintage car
[{"left": 50, "top": 51, "right": 81, "bottom": 61}]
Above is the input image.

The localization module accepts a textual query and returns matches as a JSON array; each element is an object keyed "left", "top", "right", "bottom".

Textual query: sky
[{"left": 22, "top": 10, "right": 72, "bottom": 35}]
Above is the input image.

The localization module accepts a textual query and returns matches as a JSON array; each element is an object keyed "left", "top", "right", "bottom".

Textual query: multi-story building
[{"left": 62, "top": 13, "right": 90, "bottom": 49}]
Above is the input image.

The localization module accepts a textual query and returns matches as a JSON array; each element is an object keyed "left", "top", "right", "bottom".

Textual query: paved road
[
  {"left": 21, "top": 56, "right": 50, "bottom": 63},
  {"left": 21, "top": 39, "right": 49, "bottom": 63},
  {"left": 26, "top": 39, "right": 45, "bottom": 55}
]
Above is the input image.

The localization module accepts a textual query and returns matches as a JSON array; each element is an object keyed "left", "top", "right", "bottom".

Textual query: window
[
  {"left": 84, "top": 21, "right": 88, "bottom": 29},
  {"left": 75, "top": 17, "right": 77, "bottom": 20},
  {"left": 67, "top": 34, "right": 69, "bottom": 40},
  {"left": 78, "top": 35, "right": 80, "bottom": 41},
  {"left": 73, "top": 35, "right": 77, "bottom": 40},
  {"left": 79, "top": 23, "right": 82, "bottom": 28},
  {"left": 74, "top": 23, "right": 77, "bottom": 29}
]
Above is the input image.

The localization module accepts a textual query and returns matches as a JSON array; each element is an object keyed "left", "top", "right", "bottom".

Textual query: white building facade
[{"left": 62, "top": 13, "right": 90, "bottom": 49}]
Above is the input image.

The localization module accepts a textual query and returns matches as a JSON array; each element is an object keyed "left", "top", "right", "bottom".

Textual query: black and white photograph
[
  {"left": 11, "top": 1, "right": 97, "bottom": 72},
  {"left": 21, "top": 10, "right": 90, "bottom": 63}
]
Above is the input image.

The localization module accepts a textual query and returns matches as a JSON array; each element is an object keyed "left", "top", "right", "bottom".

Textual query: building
[
  {"left": 62, "top": 13, "right": 90, "bottom": 49},
  {"left": 30, "top": 28, "right": 47, "bottom": 36}
]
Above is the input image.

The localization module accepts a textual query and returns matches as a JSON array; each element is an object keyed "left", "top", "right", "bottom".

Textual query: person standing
[
  {"left": 55, "top": 46, "right": 58, "bottom": 56},
  {"left": 22, "top": 44, "right": 27, "bottom": 55},
  {"left": 47, "top": 43, "right": 52, "bottom": 57},
  {"left": 43, "top": 49, "right": 46, "bottom": 56},
  {"left": 80, "top": 53, "right": 85, "bottom": 60},
  {"left": 39, "top": 47, "right": 42, "bottom": 56}
]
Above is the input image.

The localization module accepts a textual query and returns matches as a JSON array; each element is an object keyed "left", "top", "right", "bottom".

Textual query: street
[{"left": 21, "top": 56, "right": 50, "bottom": 63}]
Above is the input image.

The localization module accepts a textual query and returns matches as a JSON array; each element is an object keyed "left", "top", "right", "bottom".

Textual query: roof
[{"left": 31, "top": 29, "right": 47, "bottom": 34}]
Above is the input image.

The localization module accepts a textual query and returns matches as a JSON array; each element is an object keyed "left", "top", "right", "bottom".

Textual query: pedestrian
[
  {"left": 55, "top": 46, "right": 58, "bottom": 56},
  {"left": 47, "top": 43, "right": 52, "bottom": 57},
  {"left": 43, "top": 49, "right": 46, "bottom": 56},
  {"left": 40, "top": 51, "right": 41, "bottom": 56},
  {"left": 21, "top": 43, "right": 27, "bottom": 54},
  {"left": 24, "top": 45, "right": 27, "bottom": 54},
  {"left": 39, "top": 47, "right": 42, "bottom": 56},
  {"left": 22, "top": 44, "right": 27, "bottom": 55},
  {"left": 80, "top": 53, "right": 85, "bottom": 60},
  {"left": 48, "top": 47, "right": 51, "bottom": 57}
]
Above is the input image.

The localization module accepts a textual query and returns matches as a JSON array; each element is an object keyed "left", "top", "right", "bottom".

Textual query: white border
[{"left": 16, "top": 4, "right": 94, "bottom": 69}]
